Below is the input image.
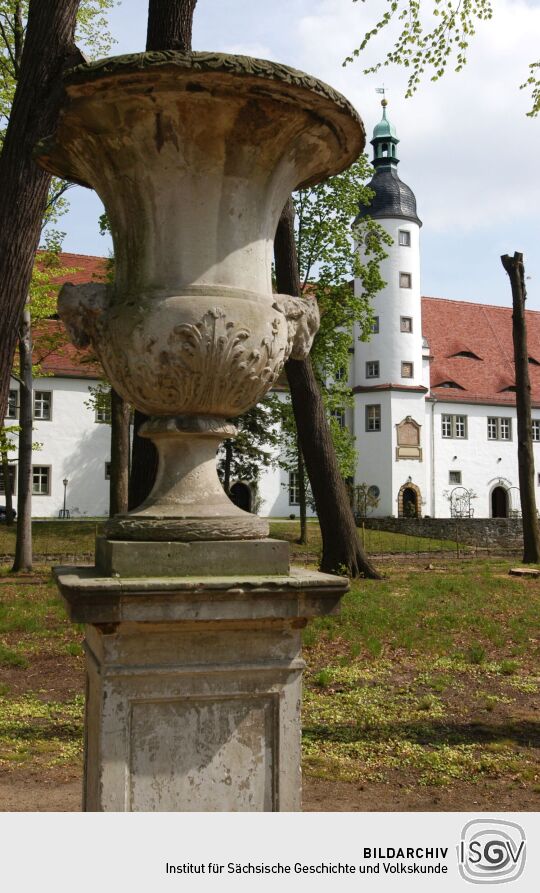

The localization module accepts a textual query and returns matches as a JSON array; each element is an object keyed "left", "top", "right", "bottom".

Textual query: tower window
[
  {"left": 366, "top": 405, "right": 381, "bottom": 432},
  {"left": 401, "top": 362, "right": 413, "bottom": 379},
  {"left": 449, "top": 471, "right": 462, "bottom": 485},
  {"left": 400, "top": 316, "right": 413, "bottom": 333},
  {"left": 366, "top": 361, "right": 380, "bottom": 379},
  {"left": 398, "top": 230, "right": 411, "bottom": 247},
  {"left": 371, "top": 316, "right": 379, "bottom": 334},
  {"left": 399, "top": 272, "right": 412, "bottom": 289}
]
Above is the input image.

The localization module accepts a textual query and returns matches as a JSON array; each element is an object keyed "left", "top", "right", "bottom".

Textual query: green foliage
[
  {"left": 345, "top": 0, "right": 494, "bottom": 96},
  {"left": 84, "top": 382, "right": 111, "bottom": 422},
  {"left": 345, "top": 0, "right": 539, "bottom": 117},
  {"left": 0, "top": 1, "right": 117, "bottom": 140},
  {"left": 217, "top": 401, "right": 280, "bottom": 490}
]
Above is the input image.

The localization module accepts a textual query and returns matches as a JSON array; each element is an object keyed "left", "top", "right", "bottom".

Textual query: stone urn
[{"left": 37, "top": 52, "right": 365, "bottom": 541}]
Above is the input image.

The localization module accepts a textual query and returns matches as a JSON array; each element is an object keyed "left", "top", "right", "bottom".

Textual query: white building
[{"left": 4, "top": 107, "right": 540, "bottom": 520}]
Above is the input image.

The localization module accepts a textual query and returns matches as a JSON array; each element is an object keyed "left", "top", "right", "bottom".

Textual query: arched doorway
[
  {"left": 398, "top": 481, "right": 422, "bottom": 518},
  {"left": 402, "top": 487, "right": 418, "bottom": 518},
  {"left": 491, "top": 486, "right": 508, "bottom": 518},
  {"left": 230, "top": 482, "right": 252, "bottom": 512}
]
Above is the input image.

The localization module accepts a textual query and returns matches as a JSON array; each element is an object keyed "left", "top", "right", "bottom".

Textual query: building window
[
  {"left": 366, "top": 404, "right": 381, "bottom": 432},
  {"left": 487, "top": 417, "right": 512, "bottom": 441},
  {"left": 105, "top": 462, "right": 111, "bottom": 480},
  {"left": 401, "top": 361, "right": 413, "bottom": 379},
  {"left": 398, "top": 230, "right": 411, "bottom": 247},
  {"left": 366, "top": 360, "right": 380, "bottom": 379},
  {"left": 449, "top": 470, "right": 462, "bottom": 485},
  {"left": 95, "top": 405, "right": 112, "bottom": 424},
  {"left": 442, "top": 414, "right": 467, "bottom": 439},
  {"left": 400, "top": 316, "right": 413, "bottom": 333},
  {"left": 399, "top": 272, "right": 412, "bottom": 289},
  {"left": 0, "top": 464, "right": 16, "bottom": 495},
  {"left": 7, "top": 390, "right": 18, "bottom": 419},
  {"left": 532, "top": 420, "right": 540, "bottom": 442},
  {"left": 33, "top": 391, "right": 52, "bottom": 421},
  {"left": 32, "top": 466, "right": 50, "bottom": 496},
  {"left": 335, "top": 365, "right": 346, "bottom": 382},
  {"left": 288, "top": 471, "right": 300, "bottom": 505},
  {"left": 330, "top": 409, "right": 346, "bottom": 429},
  {"left": 371, "top": 316, "right": 379, "bottom": 334}
]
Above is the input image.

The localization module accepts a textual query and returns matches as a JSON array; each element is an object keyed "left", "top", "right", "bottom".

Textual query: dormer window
[
  {"left": 435, "top": 380, "right": 465, "bottom": 390},
  {"left": 449, "top": 350, "right": 482, "bottom": 361}
]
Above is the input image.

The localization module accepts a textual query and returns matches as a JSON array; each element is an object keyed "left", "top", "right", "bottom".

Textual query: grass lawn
[
  {"left": 0, "top": 518, "right": 464, "bottom": 563},
  {"left": 0, "top": 521, "right": 538, "bottom": 809}
]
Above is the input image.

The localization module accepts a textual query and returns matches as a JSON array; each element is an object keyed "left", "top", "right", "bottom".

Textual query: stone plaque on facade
[{"left": 396, "top": 416, "right": 422, "bottom": 460}]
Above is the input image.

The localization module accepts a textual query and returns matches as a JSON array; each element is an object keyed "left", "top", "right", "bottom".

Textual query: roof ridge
[{"left": 422, "top": 295, "right": 540, "bottom": 315}]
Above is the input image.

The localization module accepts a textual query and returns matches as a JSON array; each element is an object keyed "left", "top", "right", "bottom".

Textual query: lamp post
[{"left": 59, "top": 478, "right": 69, "bottom": 519}]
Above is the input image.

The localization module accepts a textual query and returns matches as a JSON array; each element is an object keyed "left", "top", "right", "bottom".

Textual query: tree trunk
[
  {"left": 274, "top": 198, "right": 381, "bottom": 579},
  {"left": 0, "top": 0, "right": 81, "bottom": 421},
  {"left": 501, "top": 252, "right": 540, "bottom": 563},
  {"left": 297, "top": 437, "right": 307, "bottom": 545},
  {"left": 109, "top": 388, "right": 130, "bottom": 517},
  {"left": 146, "top": 0, "right": 198, "bottom": 51},
  {"left": 129, "top": 0, "right": 199, "bottom": 505},
  {"left": 12, "top": 307, "right": 33, "bottom": 571},
  {"left": 128, "top": 410, "right": 159, "bottom": 510},
  {"left": 1, "top": 449, "right": 14, "bottom": 526}
]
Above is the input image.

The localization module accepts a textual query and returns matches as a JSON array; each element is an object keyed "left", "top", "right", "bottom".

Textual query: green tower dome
[{"left": 372, "top": 100, "right": 398, "bottom": 140}]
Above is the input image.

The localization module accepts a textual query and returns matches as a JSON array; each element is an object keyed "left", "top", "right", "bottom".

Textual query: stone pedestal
[{"left": 54, "top": 559, "right": 348, "bottom": 812}]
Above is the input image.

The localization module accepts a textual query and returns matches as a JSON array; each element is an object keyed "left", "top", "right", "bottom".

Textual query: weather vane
[{"left": 376, "top": 85, "right": 388, "bottom": 107}]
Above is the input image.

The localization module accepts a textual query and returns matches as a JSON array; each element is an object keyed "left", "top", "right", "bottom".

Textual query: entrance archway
[
  {"left": 491, "top": 486, "right": 508, "bottom": 518},
  {"left": 402, "top": 487, "right": 418, "bottom": 518},
  {"left": 398, "top": 481, "right": 422, "bottom": 518},
  {"left": 230, "top": 482, "right": 252, "bottom": 512}
]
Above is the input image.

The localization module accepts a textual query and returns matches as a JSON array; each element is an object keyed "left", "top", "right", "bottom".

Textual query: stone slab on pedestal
[
  {"left": 95, "top": 536, "right": 290, "bottom": 577},
  {"left": 53, "top": 564, "right": 348, "bottom": 812}
]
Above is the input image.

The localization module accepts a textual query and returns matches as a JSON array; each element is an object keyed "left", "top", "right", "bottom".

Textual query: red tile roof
[{"left": 422, "top": 297, "right": 540, "bottom": 407}]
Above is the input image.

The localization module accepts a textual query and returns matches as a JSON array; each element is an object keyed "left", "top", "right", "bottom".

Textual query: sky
[{"left": 57, "top": 0, "right": 540, "bottom": 309}]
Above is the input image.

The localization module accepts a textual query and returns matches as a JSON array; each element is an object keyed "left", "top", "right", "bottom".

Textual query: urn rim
[{"left": 35, "top": 50, "right": 365, "bottom": 190}]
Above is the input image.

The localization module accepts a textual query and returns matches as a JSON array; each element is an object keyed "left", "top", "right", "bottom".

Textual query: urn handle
[
  {"left": 57, "top": 282, "right": 110, "bottom": 349},
  {"left": 272, "top": 294, "right": 320, "bottom": 361}
]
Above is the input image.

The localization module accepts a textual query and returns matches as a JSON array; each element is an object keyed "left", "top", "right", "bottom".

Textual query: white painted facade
[{"left": 4, "top": 376, "right": 111, "bottom": 518}]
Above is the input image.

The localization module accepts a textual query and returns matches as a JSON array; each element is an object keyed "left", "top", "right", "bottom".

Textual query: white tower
[{"left": 353, "top": 100, "right": 428, "bottom": 518}]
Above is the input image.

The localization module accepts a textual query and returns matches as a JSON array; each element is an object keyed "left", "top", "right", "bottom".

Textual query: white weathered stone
[
  {"left": 54, "top": 565, "right": 348, "bottom": 812},
  {"left": 37, "top": 51, "right": 364, "bottom": 539}
]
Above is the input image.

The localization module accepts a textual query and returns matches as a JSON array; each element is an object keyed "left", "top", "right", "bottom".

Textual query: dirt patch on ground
[{"left": 0, "top": 768, "right": 538, "bottom": 812}]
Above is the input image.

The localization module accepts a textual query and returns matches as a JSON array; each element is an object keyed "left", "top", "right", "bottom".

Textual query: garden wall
[{"left": 362, "top": 517, "right": 524, "bottom": 549}]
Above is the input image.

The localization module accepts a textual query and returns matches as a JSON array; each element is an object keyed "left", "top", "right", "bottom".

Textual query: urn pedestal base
[
  {"left": 53, "top": 558, "right": 348, "bottom": 812},
  {"left": 104, "top": 415, "right": 269, "bottom": 542}
]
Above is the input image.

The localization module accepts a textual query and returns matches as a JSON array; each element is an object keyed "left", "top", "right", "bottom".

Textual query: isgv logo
[{"left": 458, "top": 819, "right": 526, "bottom": 884}]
